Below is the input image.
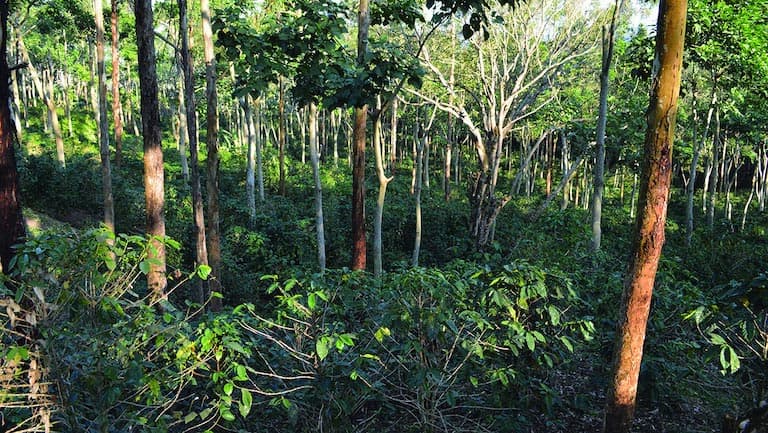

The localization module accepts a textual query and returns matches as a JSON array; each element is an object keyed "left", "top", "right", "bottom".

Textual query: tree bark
[
  {"left": 111, "top": 0, "right": 124, "bottom": 167},
  {"left": 590, "top": 0, "right": 623, "bottom": 252},
  {"left": 135, "top": 0, "right": 167, "bottom": 301},
  {"left": 202, "top": 0, "right": 222, "bottom": 310},
  {"left": 309, "top": 102, "right": 326, "bottom": 273},
  {"left": 372, "top": 99, "right": 393, "bottom": 276},
  {"left": 0, "top": 0, "right": 24, "bottom": 274},
  {"left": 179, "top": 0, "right": 207, "bottom": 305},
  {"left": 243, "top": 96, "right": 257, "bottom": 221},
  {"left": 351, "top": 0, "right": 370, "bottom": 271},
  {"left": 603, "top": 1, "right": 686, "bottom": 432},
  {"left": 412, "top": 124, "right": 425, "bottom": 267},
  {"left": 95, "top": 0, "right": 115, "bottom": 236},
  {"left": 278, "top": 76, "right": 287, "bottom": 196}
]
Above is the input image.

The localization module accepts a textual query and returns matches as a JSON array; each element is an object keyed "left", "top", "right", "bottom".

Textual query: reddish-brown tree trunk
[
  {"left": 111, "top": 0, "right": 124, "bottom": 167},
  {"left": 603, "top": 1, "right": 687, "bottom": 432},
  {"left": 351, "top": 0, "right": 370, "bottom": 271},
  {"left": 0, "top": 0, "right": 24, "bottom": 274},
  {"left": 135, "top": 0, "right": 167, "bottom": 300}
]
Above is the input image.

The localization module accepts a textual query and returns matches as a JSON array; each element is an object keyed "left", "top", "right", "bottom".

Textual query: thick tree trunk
[
  {"left": 202, "top": 0, "right": 222, "bottom": 310},
  {"left": 0, "top": 0, "right": 24, "bottom": 274},
  {"left": 135, "top": 0, "right": 167, "bottom": 300},
  {"left": 591, "top": 0, "right": 622, "bottom": 252},
  {"left": 179, "top": 0, "right": 207, "bottom": 305},
  {"left": 309, "top": 102, "right": 326, "bottom": 273},
  {"left": 111, "top": 0, "right": 123, "bottom": 167},
  {"left": 603, "top": 1, "right": 686, "bottom": 432},
  {"left": 351, "top": 0, "right": 370, "bottom": 271},
  {"left": 95, "top": 0, "right": 115, "bottom": 234}
]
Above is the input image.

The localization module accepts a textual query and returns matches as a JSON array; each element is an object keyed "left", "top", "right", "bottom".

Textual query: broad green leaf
[
  {"left": 239, "top": 389, "right": 253, "bottom": 417},
  {"left": 316, "top": 338, "right": 329, "bottom": 360},
  {"left": 197, "top": 265, "right": 212, "bottom": 280},
  {"left": 223, "top": 381, "right": 234, "bottom": 396}
]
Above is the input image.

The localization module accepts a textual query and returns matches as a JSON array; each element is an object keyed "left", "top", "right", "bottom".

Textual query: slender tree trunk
[
  {"left": 17, "top": 35, "right": 65, "bottom": 167},
  {"left": 278, "top": 76, "right": 287, "bottom": 196},
  {"left": 591, "top": 0, "right": 623, "bottom": 252},
  {"left": 111, "top": 0, "right": 123, "bottom": 167},
  {"left": 256, "top": 103, "right": 265, "bottom": 202},
  {"left": 135, "top": 0, "right": 167, "bottom": 300},
  {"left": 686, "top": 87, "right": 715, "bottom": 246},
  {"left": 0, "top": 0, "right": 24, "bottom": 274},
  {"left": 373, "top": 101, "right": 393, "bottom": 276},
  {"left": 603, "top": 2, "right": 686, "bottom": 432},
  {"left": 707, "top": 109, "right": 720, "bottom": 228},
  {"left": 176, "top": 76, "right": 189, "bottom": 180},
  {"left": 412, "top": 123, "right": 424, "bottom": 268},
  {"left": 243, "top": 96, "right": 257, "bottom": 221},
  {"left": 179, "top": 0, "right": 207, "bottom": 305},
  {"left": 351, "top": 0, "right": 370, "bottom": 271},
  {"left": 201, "top": 0, "right": 222, "bottom": 310},
  {"left": 309, "top": 102, "right": 326, "bottom": 272},
  {"left": 95, "top": 0, "right": 114, "bottom": 234}
]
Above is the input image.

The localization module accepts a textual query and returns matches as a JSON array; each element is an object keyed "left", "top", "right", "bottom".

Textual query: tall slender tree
[
  {"left": 350, "top": 0, "right": 370, "bottom": 271},
  {"left": 603, "top": 1, "right": 687, "bottom": 431},
  {"left": 590, "top": 0, "right": 623, "bottom": 252},
  {"left": 179, "top": 0, "right": 208, "bottom": 305},
  {"left": 201, "top": 0, "right": 222, "bottom": 310},
  {"left": 95, "top": 0, "right": 114, "bottom": 234},
  {"left": 111, "top": 0, "right": 123, "bottom": 167},
  {"left": 0, "top": 0, "right": 24, "bottom": 275},
  {"left": 135, "top": 0, "right": 167, "bottom": 300}
]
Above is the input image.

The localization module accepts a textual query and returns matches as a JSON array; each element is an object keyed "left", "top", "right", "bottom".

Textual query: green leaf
[
  {"left": 220, "top": 408, "right": 236, "bottom": 422},
  {"left": 223, "top": 381, "right": 234, "bottom": 396},
  {"left": 239, "top": 389, "right": 253, "bottom": 417},
  {"left": 316, "top": 338, "right": 329, "bottom": 361},
  {"left": 235, "top": 364, "right": 248, "bottom": 381},
  {"left": 184, "top": 412, "right": 198, "bottom": 424},
  {"left": 374, "top": 327, "right": 391, "bottom": 343},
  {"left": 308, "top": 292, "right": 317, "bottom": 310},
  {"left": 525, "top": 333, "right": 536, "bottom": 351},
  {"left": 139, "top": 260, "right": 151, "bottom": 275},
  {"left": 197, "top": 265, "right": 212, "bottom": 280}
]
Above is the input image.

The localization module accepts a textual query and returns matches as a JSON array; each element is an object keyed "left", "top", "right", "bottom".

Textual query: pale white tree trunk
[{"left": 309, "top": 102, "right": 326, "bottom": 272}]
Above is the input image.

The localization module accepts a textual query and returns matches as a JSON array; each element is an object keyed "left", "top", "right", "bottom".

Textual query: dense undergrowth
[{"left": 2, "top": 130, "right": 768, "bottom": 432}]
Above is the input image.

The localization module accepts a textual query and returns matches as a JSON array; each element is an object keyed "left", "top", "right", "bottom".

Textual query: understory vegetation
[{"left": 2, "top": 138, "right": 767, "bottom": 432}]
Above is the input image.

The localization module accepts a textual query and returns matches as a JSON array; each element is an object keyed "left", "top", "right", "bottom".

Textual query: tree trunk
[
  {"left": 202, "top": 0, "right": 222, "bottom": 310},
  {"left": 707, "top": 109, "right": 720, "bottom": 228},
  {"left": 0, "top": 0, "right": 24, "bottom": 274},
  {"left": 176, "top": 76, "right": 189, "bottom": 180},
  {"left": 412, "top": 125, "right": 424, "bottom": 267},
  {"left": 17, "top": 34, "right": 65, "bottom": 167},
  {"left": 591, "top": 0, "right": 622, "bottom": 252},
  {"left": 278, "top": 76, "right": 287, "bottom": 196},
  {"left": 309, "top": 102, "right": 326, "bottom": 273},
  {"left": 95, "top": 0, "right": 115, "bottom": 234},
  {"left": 135, "top": 0, "right": 167, "bottom": 301},
  {"left": 243, "top": 96, "right": 257, "bottom": 221},
  {"left": 179, "top": 0, "right": 207, "bottom": 306},
  {"left": 686, "top": 87, "right": 715, "bottom": 246},
  {"left": 603, "top": 2, "right": 686, "bottom": 432},
  {"left": 351, "top": 0, "right": 370, "bottom": 271},
  {"left": 373, "top": 101, "right": 393, "bottom": 276},
  {"left": 111, "top": 0, "right": 123, "bottom": 167}
]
